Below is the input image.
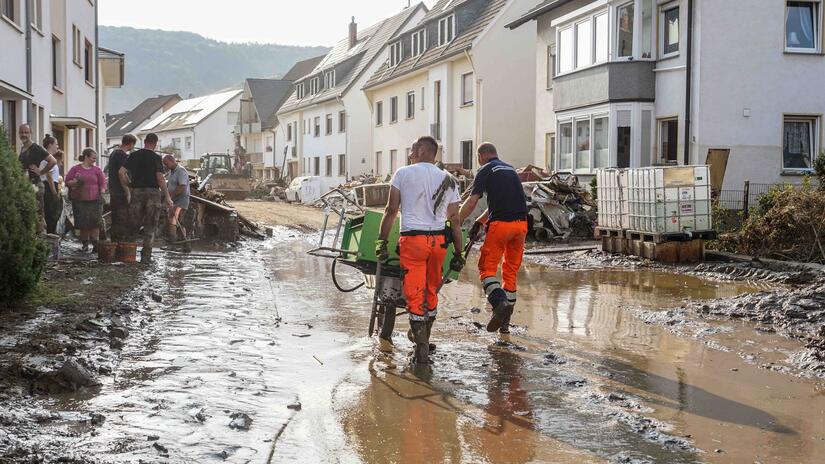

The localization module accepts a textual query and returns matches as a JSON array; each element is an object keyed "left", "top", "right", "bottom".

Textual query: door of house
[{"left": 617, "top": 127, "right": 631, "bottom": 168}]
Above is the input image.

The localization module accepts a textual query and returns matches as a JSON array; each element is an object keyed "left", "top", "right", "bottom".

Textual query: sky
[{"left": 99, "top": 0, "right": 438, "bottom": 47}]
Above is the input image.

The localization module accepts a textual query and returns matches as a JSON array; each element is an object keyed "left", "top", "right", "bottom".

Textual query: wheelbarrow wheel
[{"left": 378, "top": 304, "right": 396, "bottom": 341}]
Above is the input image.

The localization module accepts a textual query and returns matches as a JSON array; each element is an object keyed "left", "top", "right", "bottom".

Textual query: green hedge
[{"left": 0, "top": 128, "right": 48, "bottom": 303}]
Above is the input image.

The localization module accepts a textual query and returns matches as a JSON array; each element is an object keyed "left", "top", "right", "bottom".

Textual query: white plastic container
[
  {"left": 596, "top": 169, "right": 628, "bottom": 230},
  {"left": 625, "top": 165, "right": 712, "bottom": 234}
]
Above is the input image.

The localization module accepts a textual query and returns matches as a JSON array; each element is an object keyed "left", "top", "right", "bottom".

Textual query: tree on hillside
[{"left": 0, "top": 128, "right": 48, "bottom": 303}]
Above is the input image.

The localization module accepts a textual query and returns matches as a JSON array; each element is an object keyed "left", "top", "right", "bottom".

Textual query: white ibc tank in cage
[
  {"left": 596, "top": 169, "right": 628, "bottom": 230},
  {"left": 625, "top": 166, "right": 712, "bottom": 234}
]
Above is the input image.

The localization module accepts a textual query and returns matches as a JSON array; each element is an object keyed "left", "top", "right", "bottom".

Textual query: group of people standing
[
  {"left": 17, "top": 124, "right": 190, "bottom": 262},
  {"left": 377, "top": 136, "right": 528, "bottom": 365},
  {"left": 108, "top": 132, "right": 190, "bottom": 263}
]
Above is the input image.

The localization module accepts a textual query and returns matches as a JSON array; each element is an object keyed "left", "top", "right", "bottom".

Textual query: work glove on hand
[
  {"left": 375, "top": 239, "right": 389, "bottom": 262},
  {"left": 450, "top": 253, "right": 466, "bottom": 273},
  {"left": 469, "top": 220, "right": 484, "bottom": 241}
]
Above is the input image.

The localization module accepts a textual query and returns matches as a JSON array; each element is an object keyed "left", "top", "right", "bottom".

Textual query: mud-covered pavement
[{"left": 2, "top": 228, "right": 825, "bottom": 463}]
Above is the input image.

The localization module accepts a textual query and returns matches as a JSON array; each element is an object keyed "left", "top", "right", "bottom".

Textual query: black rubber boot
[
  {"left": 499, "top": 312, "right": 512, "bottom": 334},
  {"left": 426, "top": 317, "right": 436, "bottom": 352},
  {"left": 409, "top": 320, "right": 430, "bottom": 364},
  {"left": 408, "top": 321, "right": 437, "bottom": 352},
  {"left": 486, "top": 300, "right": 513, "bottom": 333},
  {"left": 140, "top": 248, "right": 152, "bottom": 264}
]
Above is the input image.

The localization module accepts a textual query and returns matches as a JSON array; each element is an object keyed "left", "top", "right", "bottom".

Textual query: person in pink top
[{"left": 66, "top": 148, "right": 106, "bottom": 252}]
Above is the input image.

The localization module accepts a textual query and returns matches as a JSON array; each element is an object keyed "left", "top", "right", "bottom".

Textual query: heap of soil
[{"left": 724, "top": 188, "right": 825, "bottom": 263}]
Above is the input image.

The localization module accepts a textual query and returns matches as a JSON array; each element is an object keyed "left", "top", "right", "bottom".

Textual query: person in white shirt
[
  {"left": 40, "top": 136, "right": 62, "bottom": 234},
  {"left": 376, "top": 135, "right": 464, "bottom": 365}
]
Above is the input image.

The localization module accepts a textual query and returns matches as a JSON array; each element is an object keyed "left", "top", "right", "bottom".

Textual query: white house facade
[
  {"left": 138, "top": 89, "right": 242, "bottom": 161},
  {"left": 277, "top": 5, "right": 427, "bottom": 190},
  {"left": 509, "top": 0, "right": 825, "bottom": 189},
  {"left": 363, "top": 0, "right": 538, "bottom": 177},
  {"left": 1, "top": 0, "right": 123, "bottom": 171}
]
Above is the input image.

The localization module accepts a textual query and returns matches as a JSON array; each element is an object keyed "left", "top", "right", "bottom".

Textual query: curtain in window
[
  {"left": 783, "top": 120, "right": 812, "bottom": 168},
  {"left": 787, "top": 2, "right": 816, "bottom": 48}
]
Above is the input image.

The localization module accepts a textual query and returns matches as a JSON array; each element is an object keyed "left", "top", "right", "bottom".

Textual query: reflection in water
[{"left": 470, "top": 346, "right": 536, "bottom": 464}]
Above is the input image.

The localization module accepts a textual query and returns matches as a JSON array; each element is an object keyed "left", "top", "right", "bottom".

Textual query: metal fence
[{"left": 717, "top": 182, "right": 797, "bottom": 211}]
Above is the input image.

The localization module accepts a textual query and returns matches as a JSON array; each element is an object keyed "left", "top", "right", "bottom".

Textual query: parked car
[{"left": 285, "top": 176, "right": 324, "bottom": 205}]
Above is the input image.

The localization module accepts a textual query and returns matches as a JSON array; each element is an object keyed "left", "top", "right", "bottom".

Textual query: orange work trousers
[
  {"left": 478, "top": 220, "right": 527, "bottom": 301},
  {"left": 399, "top": 234, "right": 447, "bottom": 319}
]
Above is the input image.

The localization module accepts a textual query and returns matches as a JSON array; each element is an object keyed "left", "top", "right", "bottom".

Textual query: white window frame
[
  {"left": 375, "top": 101, "right": 383, "bottom": 126},
  {"left": 782, "top": 115, "right": 820, "bottom": 172},
  {"left": 338, "top": 111, "right": 346, "bottom": 133},
  {"left": 659, "top": 2, "right": 680, "bottom": 59},
  {"left": 324, "top": 70, "right": 336, "bottom": 88},
  {"left": 29, "top": 0, "right": 42, "bottom": 32},
  {"left": 72, "top": 24, "right": 82, "bottom": 67},
  {"left": 554, "top": 10, "right": 609, "bottom": 77},
  {"left": 52, "top": 34, "right": 63, "bottom": 91},
  {"left": 438, "top": 14, "right": 455, "bottom": 46},
  {"left": 389, "top": 41, "right": 402, "bottom": 67},
  {"left": 313, "top": 116, "right": 320, "bottom": 137},
  {"left": 615, "top": 1, "right": 635, "bottom": 60},
  {"left": 785, "top": 0, "right": 822, "bottom": 53},
  {"left": 390, "top": 96, "right": 398, "bottom": 123},
  {"left": 1, "top": 0, "right": 21, "bottom": 28},
  {"left": 555, "top": 105, "right": 612, "bottom": 174},
  {"left": 406, "top": 91, "right": 415, "bottom": 119},
  {"left": 412, "top": 28, "right": 427, "bottom": 56},
  {"left": 296, "top": 83, "right": 305, "bottom": 99},
  {"left": 185, "top": 136, "right": 192, "bottom": 150},
  {"left": 309, "top": 77, "right": 320, "bottom": 95},
  {"left": 325, "top": 113, "right": 333, "bottom": 135},
  {"left": 658, "top": 116, "right": 679, "bottom": 164},
  {"left": 460, "top": 72, "right": 474, "bottom": 106}
]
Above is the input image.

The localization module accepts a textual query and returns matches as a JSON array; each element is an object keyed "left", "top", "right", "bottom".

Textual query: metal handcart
[{"left": 307, "top": 188, "right": 465, "bottom": 340}]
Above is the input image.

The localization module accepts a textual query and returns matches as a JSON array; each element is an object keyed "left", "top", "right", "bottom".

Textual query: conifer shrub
[{"left": 0, "top": 128, "right": 48, "bottom": 304}]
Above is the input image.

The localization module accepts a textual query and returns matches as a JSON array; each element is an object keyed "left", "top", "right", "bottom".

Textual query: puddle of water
[{"left": 18, "top": 232, "right": 824, "bottom": 464}]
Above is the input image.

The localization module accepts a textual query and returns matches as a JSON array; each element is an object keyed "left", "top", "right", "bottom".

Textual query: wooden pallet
[
  {"left": 599, "top": 229, "right": 714, "bottom": 264},
  {"left": 625, "top": 229, "right": 717, "bottom": 244}
]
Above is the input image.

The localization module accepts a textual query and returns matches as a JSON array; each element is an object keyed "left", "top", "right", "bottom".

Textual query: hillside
[{"left": 100, "top": 26, "right": 329, "bottom": 114}]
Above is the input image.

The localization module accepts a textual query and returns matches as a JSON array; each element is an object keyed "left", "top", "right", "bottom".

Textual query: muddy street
[{"left": 2, "top": 229, "right": 825, "bottom": 463}]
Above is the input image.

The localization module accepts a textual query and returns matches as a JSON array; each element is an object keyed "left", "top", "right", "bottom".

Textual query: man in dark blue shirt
[{"left": 459, "top": 142, "right": 528, "bottom": 334}]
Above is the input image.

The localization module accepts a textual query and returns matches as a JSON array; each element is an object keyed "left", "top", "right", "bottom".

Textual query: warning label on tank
[{"left": 680, "top": 203, "right": 695, "bottom": 215}]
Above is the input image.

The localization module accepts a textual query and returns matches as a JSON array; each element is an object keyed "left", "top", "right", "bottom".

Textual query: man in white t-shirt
[{"left": 376, "top": 136, "right": 464, "bottom": 365}]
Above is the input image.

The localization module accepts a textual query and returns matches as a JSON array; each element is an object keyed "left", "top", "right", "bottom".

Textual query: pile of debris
[
  {"left": 518, "top": 166, "right": 597, "bottom": 242},
  {"left": 186, "top": 178, "right": 266, "bottom": 240},
  {"left": 722, "top": 187, "right": 825, "bottom": 263}
]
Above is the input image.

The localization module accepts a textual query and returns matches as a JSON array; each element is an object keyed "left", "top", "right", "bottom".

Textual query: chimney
[{"left": 348, "top": 17, "right": 357, "bottom": 49}]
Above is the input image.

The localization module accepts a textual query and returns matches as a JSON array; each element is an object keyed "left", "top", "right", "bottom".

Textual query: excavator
[{"left": 197, "top": 153, "right": 251, "bottom": 201}]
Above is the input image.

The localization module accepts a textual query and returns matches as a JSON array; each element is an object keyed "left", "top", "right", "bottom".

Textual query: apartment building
[
  {"left": 277, "top": 4, "right": 427, "bottom": 188},
  {"left": 509, "top": 0, "right": 825, "bottom": 189},
  {"left": 363, "top": 0, "right": 538, "bottom": 177},
  {"left": 0, "top": 0, "right": 123, "bottom": 170},
  {"left": 138, "top": 89, "right": 242, "bottom": 161},
  {"left": 233, "top": 54, "right": 326, "bottom": 181}
]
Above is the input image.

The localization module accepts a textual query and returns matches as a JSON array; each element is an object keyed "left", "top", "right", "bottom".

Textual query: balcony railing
[{"left": 234, "top": 122, "right": 262, "bottom": 134}]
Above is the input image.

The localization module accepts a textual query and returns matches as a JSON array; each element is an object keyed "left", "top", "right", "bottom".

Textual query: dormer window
[
  {"left": 324, "top": 70, "right": 336, "bottom": 88},
  {"left": 309, "top": 77, "right": 320, "bottom": 95},
  {"left": 412, "top": 28, "right": 427, "bottom": 56},
  {"left": 390, "top": 41, "right": 402, "bottom": 67},
  {"left": 296, "top": 83, "right": 305, "bottom": 99},
  {"left": 438, "top": 14, "right": 455, "bottom": 46}
]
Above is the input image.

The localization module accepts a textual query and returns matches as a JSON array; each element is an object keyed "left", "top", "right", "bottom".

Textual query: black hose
[{"left": 331, "top": 258, "right": 365, "bottom": 293}]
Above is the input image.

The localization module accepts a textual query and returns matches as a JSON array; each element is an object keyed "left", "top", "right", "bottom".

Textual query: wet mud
[{"left": 1, "top": 229, "right": 824, "bottom": 463}]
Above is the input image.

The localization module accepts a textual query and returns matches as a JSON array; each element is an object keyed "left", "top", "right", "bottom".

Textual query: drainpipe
[
  {"left": 94, "top": 2, "right": 101, "bottom": 154},
  {"left": 25, "top": 0, "right": 32, "bottom": 124},
  {"left": 683, "top": 0, "right": 694, "bottom": 165}
]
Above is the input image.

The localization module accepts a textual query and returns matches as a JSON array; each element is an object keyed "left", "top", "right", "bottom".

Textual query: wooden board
[{"left": 705, "top": 148, "right": 730, "bottom": 195}]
